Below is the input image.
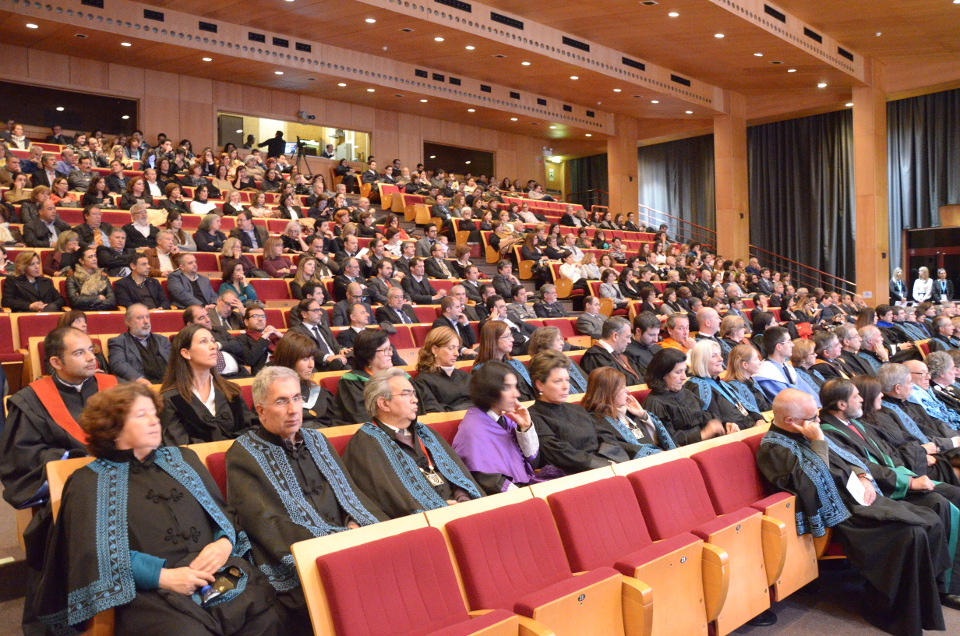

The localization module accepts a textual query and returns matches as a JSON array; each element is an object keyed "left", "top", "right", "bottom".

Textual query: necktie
[
  {"left": 312, "top": 326, "right": 331, "bottom": 356},
  {"left": 497, "top": 415, "right": 509, "bottom": 431},
  {"left": 398, "top": 309, "right": 410, "bottom": 324},
  {"left": 439, "top": 260, "right": 451, "bottom": 277},
  {"left": 215, "top": 346, "right": 227, "bottom": 374},
  {"left": 93, "top": 230, "right": 103, "bottom": 247},
  {"left": 847, "top": 422, "right": 867, "bottom": 442},
  {"left": 385, "top": 279, "right": 392, "bottom": 288}
]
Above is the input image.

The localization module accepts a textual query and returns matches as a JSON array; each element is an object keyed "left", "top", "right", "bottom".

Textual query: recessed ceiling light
[
  {"left": 549, "top": 125, "right": 557, "bottom": 129},
  {"left": 202, "top": 57, "right": 212, "bottom": 62},
  {"left": 365, "top": 18, "right": 377, "bottom": 23},
  {"left": 685, "top": 110, "right": 694, "bottom": 114},
  {"left": 235, "top": 129, "right": 243, "bottom": 133},
  {"left": 585, "top": 134, "right": 592, "bottom": 137},
  {"left": 668, "top": 11, "right": 679, "bottom": 17},
  {"left": 420, "top": 99, "right": 428, "bottom": 103},
  {"left": 570, "top": 75, "right": 579, "bottom": 80},
  {"left": 465, "top": 45, "right": 475, "bottom": 50},
  {"left": 122, "top": 115, "right": 130, "bottom": 120},
  {"left": 787, "top": 68, "right": 797, "bottom": 73},
  {"left": 56, "top": 106, "right": 65, "bottom": 112},
  {"left": 337, "top": 82, "right": 347, "bottom": 87},
  {"left": 434, "top": 36, "right": 445, "bottom": 42},
  {"left": 613, "top": 88, "right": 622, "bottom": 92},
  {"left": 284, "top": 0, "right": 294, "bottom": 2},
  {"left": 651, "top": 100, "right": 659, "bottom": 104},
  {"left": 714, "top": 33, "right": 724, "bottom": 39},
  {"left": 26, "top": 23, "right": 38, "bottom": 29},
  {"left": 510, "top": 117, "right": 518, "bottom": 121},
  {"left": 467, "top": 108, "right": 476, "bottom": 112},
  {"left": 817, "top": 82, "right": 828, "bottom": 88},
  {"left": 275, "top": 71, "right": 284, "bottom": 75},
  {"left": 845, "top": 102, "right": 854, "bottom": 107},
  {"left": 430, "top": 155, "right": 436, "bottom": 159},
  {"left": 521, "top": 61, "right": 531, "bottom": 66},
  {"left": 875, "top": 32, "right": 882, "bottom": 36},
  {"left": 366, "top": 88, "right": 376, "bottom": 92},
  {"left": 120, "top": 42, "right": 132, "bottom": 47},
  {"left": 465, "top": 161, "right": 471, "bottom": 164},
  {"left": 754, "top": 52, "right": 763, "bottom": 57}
]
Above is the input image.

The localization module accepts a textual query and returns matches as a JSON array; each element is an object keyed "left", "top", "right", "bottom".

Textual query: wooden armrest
[
  {"left": 760, "top": 515, "right": 788, "bottom": 587},
  {"left": 515, "top": 615, "right": 556, "bottom": 636},
  {"left": 813, "top": 528, "right": 834, "bottom": 558},
  {"left": 83, "top": 608, "right": 115, "bottom": 635},
  {"left": 554, "top": 278, "right": 573, "bottom": 298},
  {"left": 701, "top": 542, "right": 730, "bottom": 623},
  {"left": 518, "top": 260, "right": 535, "bottom": 280},
  {"left": 620, "top": 577, "right": 654, "bottom": 636},
  {"left": 456, "top": 230, "right": 471, "bottom": 245}
]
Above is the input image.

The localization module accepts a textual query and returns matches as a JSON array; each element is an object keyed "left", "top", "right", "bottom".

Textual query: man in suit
[
  {"left": 96, "top": 227, "right": 136, "bottom": 277},
  {"left": 184, "top": 304, "right": 249, "bottom": 379},
  {"left": 431, "top": 295, "right": 478, "bottom": 359},
  {"left": 167, "top": 253, "right": 218, "bottom": 308},
  {"left": 424, "top": 242, "right": 454, "bottom": 279},
  {"left": 229, "top": 211, "right": 269, "bottom": 252},
  {"left": 66, "top": 156, "right": 95, "bottom": 192},
  {"left": 0, "top": 155, "right": 22, "bottom": 188},
  {"left": 624, "top": 312, "right": 664, "bottom": 379},
  {"left": 104, "top": 160, "right": 129, "bottom": 194},
  {"left": 757, "top": 269, "right": 775, "bottom": 295},
  {"left": 534, "top": 284, "right": 568, "bottom": 318},
  {"left": 491, "top": 260, "right": 521, "bottom": 299},
  {"left": 142, "top": 230, "right": 182, "bottom": 277},
  {"left": 332, "top": 282, "right": 376, "bottom": 327},
  {"left": 449, "top": 284, "right": 480, "bottom": 322},
  {"left": 208, "top": 289, "right": 246, "bottom": 332},
  {"left": 23, "top": 199, "right": 71, "bottom": 248},
  {"left": 360, "top": 160, "right": 379, "bottom": 185},
  {"left": 114, "top": 254, "right": 171, "bottom": 309},
  {"left": 415, "top": 225, "right": 438, "bottom": 258},
  {"left": 935, "top": 269, "right": 955, "bottom": 303},
  {"left": 576, "top": 296, "right": 606, "bottom": 340},
  {"left": 507, "top": 285, "right": 538, "bottom": 321},
  {"left": 402, "top": 258, "right": 445, "bottom": 305},
  {"left": 332, "top": 257, "right": 369, "bottom": 303},
  {"left": 107, "top": 303, "right": 172, "bottom": 385},
  {"left": 376, "top": 287, "right": 419, "bottom": 325},
  {"left": 480, "top": 295, "right": 535, "bottom": 356},
  {"left": 393, "top": 241, "right": 417, "bottom": 277},
  {"left": 334, "top": 233, "right": 365, "bottom": 264},
  {"left": 123, "top": 204, "right": 160, "bottom": 249},
  {"left": 46, "top": 125, "right": 73, "bottom": 145},
  {"left": 460, "top": 266, "right": 484, "bottom": 303},
  {"left": 366, "top": 259, "right": 401, "bottom": 306},
  {"left": 73, "top": 205, "right": 114, "bottom": 247},
  {"left": 31, "top": 154, "right": 61, "bottom": 188},
  {"left": 288, "top": 298, "right": 350, "bottom": 372},
  {"left": 238, "top": 305, "right": 281, "bottom": 375},
  {"left": 580, "top": 316, "right": 643, "bottom": 386}
]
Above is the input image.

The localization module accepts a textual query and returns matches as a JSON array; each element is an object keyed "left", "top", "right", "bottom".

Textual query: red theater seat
[{"left": 205, "top": 452, "right": 228, "bottom": 499}]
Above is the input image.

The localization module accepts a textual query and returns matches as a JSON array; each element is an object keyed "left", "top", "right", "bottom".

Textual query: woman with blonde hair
[
  {"left": 219, "top": 237, "right": 262, "bottom": 277},
  {"left": 720, "top": 343, "right": 771, "bottom": 415},
  {"left": 262, "top": 236, "right": 293, "bottom": 278},
  {"left": 413, "top": 326, "right": 472, "bottom": 412},
  {"left": 581, "top": 366, "right": 675, "bottom": 454},
  {"left": 685, "top": 339, "right": 763, "bottom": 430},
  {"left": 45, "top": 230, "right": 82, "bottom": 276},
  {"left": 913, "top": 266, "right": 933, "bottom": 303},
  {"left": 290, "top": 256, "right": 327, "bottom": 300},
  {"left": 718, "top": 314, "right": 748, "bottom": 361},
  {"left": 791, "top": 337, "right": 827, "bottom": 390}
]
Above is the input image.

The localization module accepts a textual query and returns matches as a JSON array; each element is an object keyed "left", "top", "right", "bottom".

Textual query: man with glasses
[
  {"left": 121, "top": 202, "right": 159, "bottom": 249},
  {"left": 332, "top": 281, "right": 375, "bottom": 327},
  {"left": 225, "top": 367, "right": 384, "bottom": 634},
  {"left": 755, "top": 326, "right": 822, "bottom": 406},
  {"left": 375, "top": 287, "right": 418, "bottom": 325},
  {"left": 288, "top": 298, "right": 349, "bottom": 371},
  {"left": 239, "top": 306, "right": 281, "bottom": 375},
  {"left": 343, "top": 368, "right": 484, "bottom": 518},
  {"left": 878, "top": 362, "right": 960, "bottom": 464}
]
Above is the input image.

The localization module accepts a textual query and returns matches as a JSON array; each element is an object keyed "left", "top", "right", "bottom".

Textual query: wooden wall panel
[
  {"left": 270, "top": 90, "right": 300, "bottom": 121},
  {"left": 298, "top": 95, "right": 328, "bottom": 125},
  {"left": 179, "top": 101, "right": 215, "bottom": 149},
  {"left": 27, "top": 49, "right": 71, "bottom": 87},
  {"left": 213, "top": 81, "right": 245, "bottom": 112},
  {"left": 69, "top": 58, "right": 109, "bottom": 92},
  {"left": 179, "top": 76, "right": 213, "bottom": 105},
  {"left": 373, "top": 128, "right": 400, "bottom": 162},
  {"left": 325, "top": 100, "right": 353, "bottom": 130},
  {"left": 241, "top": 86, "right": 276, "bottom": 117},
  {"left": 350, "top": 104, "right": 376, "bottom": 132},
  {"left": 108, "top": 64, "right": 144, "bottom": 97}
]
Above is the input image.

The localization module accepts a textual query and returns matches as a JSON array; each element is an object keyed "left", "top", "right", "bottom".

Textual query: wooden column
[
  {"left": 607, "top": 114, "right": 639, "bottom": 221},
  {"left": 713, "top": 92, "right": 750, "bottom": 259},
  {"left": 853, "top": 61, "right": 889, "bottom": 307}
]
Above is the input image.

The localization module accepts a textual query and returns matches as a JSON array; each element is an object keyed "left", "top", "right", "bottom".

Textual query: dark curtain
[
  {"left": 888, "top": 88, "right": 960, "bottom": 270},
  {"left": 567, "top": 154, "right": 607, "bottom": 208},
  {"left": 637, "top": 134, "right": 716, "bottom": 235},
  {"left": 748, "top": 110, "right": 856, "bottom": 284}
]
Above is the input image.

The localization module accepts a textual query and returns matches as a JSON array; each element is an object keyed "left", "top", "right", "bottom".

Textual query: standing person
[
  {"left": 258, "top": 131, "right": 287, "bottom": 159},
  {"left": 890, "top": 267, "right": 908, "bottom": 305},
  {"left": 914, "top": 266, "right": 933, "bottom": 303}
]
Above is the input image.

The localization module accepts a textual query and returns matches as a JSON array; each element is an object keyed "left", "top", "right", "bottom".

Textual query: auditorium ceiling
[{"left": 1, "top": 0, "right": 959, "bottom": 149}]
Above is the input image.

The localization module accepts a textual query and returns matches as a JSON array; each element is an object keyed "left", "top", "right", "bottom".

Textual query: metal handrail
[
  {"left": 635, "top": 205, "right": 716, "bottom": 247},
  {"left": 565, "top": 189, "right": 609, "bottom": 208},
  {"left": 749, "top": 244, "right": 856, "bottom": 295}
]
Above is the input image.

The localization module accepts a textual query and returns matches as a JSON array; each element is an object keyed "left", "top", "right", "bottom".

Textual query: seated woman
[
  {"left": 638, "top": 285, "right": 659, "bottom": 315},
  {"left": 262, "top": 236, "right": 294, "bottom": 278},
  {"left": 220, "top": 238, "right": 266, "bottom": 278},
  {"left": 50, "top": 177, "right": 79, "bottom": 207},
  {"left": 45, "top": 230, "right": 81, "bottom": 276},
  {"left": 642, "top": 348, "right": 733, "bottom": 446},
  {"left": 720, "top": 343, "right": 772, "bottom": 416},
  {"left": 220, "top": 260, "right": 259, "bottom": 304},
  {"left": 222, "top": 190, "right": 245, "bottom": 216},
  {"left": 591, "top": 229, "right": 610, "bottom": 250},
  {"left": 791, "top": 337, "right": 827, "bottom": 390},
  {"left": 527, "top": 326, "right": 588, "bottom": 394},
  {"left": 598, "top": 267, "right": 629, "bottom": 310},
  {"left": 335, "top": 328, "right": 399, "bottom": 425},
  {"left": 289, "top": 257, "right": 330, "bottom": 302},
  {"left": 281, "top": 221, "right": 309, "bottom": 253},
  {"left": 579, "top": 251, "right": 601, "bottom": 280},
  {"left": 118, "top": 177, "right": 155, "bottom": 210},
  {"left": 413, "top": 327, "right": 472, "bottom": 413},
  {"left": 685, "top": 339, "right": 764, "bottom": 430},
  {"left": 57, "top": 309, "right": 108, "bottom": 371},
  {"left": 718, "top": 314, "right": 749, "bottom": 362},
  {"left": 160, "top": 182, "right": 190, "bottom": 216},
  {"left": 160, "top": 324, "right": 255, "bottom": 445},
  {"left": 558, "top": 250, "right": 589, "bottom": 293},
  {"left": 36, "top": 383, "right": 279, "bottom": 635},
  {"left": 581, "top": 366, "right": 676, "bottom": 455},
  {"left": 276, "top": 192, "right": 302, "bottom": 220},
  {"left": 271, "top": 331, "right": 344, "bottom": 428},
  {"left": 65, "top": 245, "right": 117, "bottom": 311},
  {"left": 453, "top": 361, "right": 563, "bottom": 494},
  {"left": 194, "top": 213, "right": 227, "bottom": 252},
  {"left": 474, "top": 320, "right": 536, "bottom": 401},
  {"left": 81, "top": 175, "right": 116, "bottom": 209},
  {"left": 2, "top": 251, "right": 66, "bottom": 312},
  {"left": 618, "top": 267, "right": 643, "bottom": 300},
  {"left": 658, "top": 287, "right": 682, "bottom": 316},
  {"left": 16, "top": 184, "right": 49, "bottom": 225},
  {"left": 189, "top": 185, "right": 218, "bottom": 216},
  {"left": 528, "top": 350, "right": 642, "bottom": 474},
  {"left": 164, "top": 209, "right": 198, "bottom": 252}
]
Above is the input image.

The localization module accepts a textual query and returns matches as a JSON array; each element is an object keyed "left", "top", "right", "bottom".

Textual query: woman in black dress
[
  {"left": 271, "top": 331, "right": 344, "bottom": 428},
  {"left": 335, "top": 328, "right": 397, "bottom": 425},
  {"left": 0, "top": 251, "right": 66, "bottom": 312},
  {"left": 413, "top": 326, "right": 472, "bottom": 413}
]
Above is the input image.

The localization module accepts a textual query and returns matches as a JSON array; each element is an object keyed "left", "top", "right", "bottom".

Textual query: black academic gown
[
  {"left": 225, "top": 428, "right": 385, "bottom": 634},
  {"left": 160, "top": 387, "right": 256, "bottom": 445},
  {"left": 863, "top": 411, "right": 960, "bottom": 486},
  {"left": 881, "top": 397, "right": 960, "bottom": 463},
  {"left": 413, "top": 368, "right": 473, "bottom": 413},
  {"left": 643, "top": 388, "right": 716, "bottom": 447},
  {"left": 683, "top": 378, "right": 763, "bottom": 431},
  {"left": 36, "top": 446, "right": 279, "bottom": 636},
  {"left": 529, "top": 400, "right": 641, "bottom": 474},
  {"left": 300, "top": 380, "right": 345, "bottom": 429},
  {"left": 757, "top": 426, "right": 950, "bottom": 636}
]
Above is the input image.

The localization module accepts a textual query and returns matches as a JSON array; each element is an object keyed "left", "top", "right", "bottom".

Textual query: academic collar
[
  {"left": 534, "top": 399, "right": 566, "bottom": 411},
  {"left": 373, "top": 417, "right": 411, "bottom": 435},
  {"left": 597, "top": 339, "right": 615, "bottom": 354},
  {"left": 100, "top": 447, "right": 158, "bottom": 465},
  {"left": 877, "top": 320, "right": 894, "bottom": 328},
  {"left": 53, "top": 372, "right": 90, "bottom": 392},
  {"left": 256, "top": 426, "right": 303, "bottom": 450}
]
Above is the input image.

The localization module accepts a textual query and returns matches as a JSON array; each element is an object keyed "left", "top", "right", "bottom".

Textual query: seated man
[
  {"left": 481, "top": 294, "right": 535, "bottom": 356},
  {"left": 579, "top": 316, "right": 643, "bottom": 386},
  {"left": 575, "top": 296, "right": 605, "bottom": 340},
  {"left": 758, "top": 389, "right": 958, "bottom": 635},
  {"left": 423, "top": 242, "right": 454, "bottom": 279},
  {"left": 401, "top": 257, "right": 445, "bottom": 305},
  {"left": 754, "top": 326, "right": 822, "bottom": 406},
  {"left": 534, "top": 284, "right": 568, "bottom": 318},
  {"left": 375, "top": 287, "right": 418, "bottom": 325},
  {"left": 73, "top": 205, "right": 113, "bottom": 247},
  {"left": 208, "top": 289, "right": 246, "bottom": 331},
  {"left": 658, "top": 312, "right": 695, "bottom": 353},
  {"left": 365, "top": 258, "right": 401, "bottom": 306},
  {"left": 107, "top": 303, "right": 172, "bottom": 385},
  {"left": 66, "top": 156, "right": 95, "bottom": 192},
  {"left": 812, "top": 330, "right": 849, "bottom": 380},
  {"left": 624, "top": 311, "right": 663, "bottom": 379},
  {"left": 229, "top": 210, "right": 269, "bottom": 252},
  {"left": 239, "top": 306, "right": 281, "bottom": 376},
  {"left": 491, "top": 259, "right": 520, "bottom": 299},
  {"left": 332, "top": 257, "right": 369, "bottom": 303},
  {"left": 507, "top": 285, "right": 537, "bottom": 320},
  {"left": 288, "top": 298, "right": 349, "bottom": 372},
  {"left": 167, "top": 253, "right": 218, "bottom": 309},
  {"left": 142, "top": 229, "right": 181, "bottom": 277},
  {"left": 855, "top": 325, "right": 888, "bottom": 376},
  {"left": 114, "top": 253, "right": 171, "bottom": 309},
  {"left": 23, "top": 199, "right": 70, "bottom": 248},
  {"left": 431, "top": 295, "right": 478, "bottom": 359},
  {"left": 928, "top": 315, "right": 960, "bottom": 353},
  {"left": 97, "top": 227, "right": 136, "bottom": 277},
  {"left": 414, "top": 224, "right": 439, "bottom": 258},
  {"left": 122, "top": 203, "right": 159, "bottom": 250},
  {"left": 332, "top": 282, "right": 376, "bottom": 327},
  {"left": 834, "top": 324, "right": 872, "bottom": 377},
  {"left": 343, "top": 368, "right": 483, "bottom": 518},
  {"left": 1, "top": 327, "right": 118, "bottom": 632},
  {"left": 226, "top": 367, "right": 384, "bottom": 634}
]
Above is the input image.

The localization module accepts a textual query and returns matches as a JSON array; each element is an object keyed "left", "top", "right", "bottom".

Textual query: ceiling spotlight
[
  {"left": 845, "top": 102, "right": 854, "bottom": 107},
  {"left": 570, "top": 75, "right": 579, "bottom": 80},
  {"left": 202, "top": 57, "right": 212, "bottom": 62},
  {"left": 787, "top": 68, "right": 797, "bottom": 73},
  {"left": 121, "top": 115, "right": 130, "bottom": 120},
  {"left": 429, "top": 155, "right": 436, "bottom": 159},
  {"left": 365, "top": 18, "right": 377, "bottom": 23},
  {"left": 651, "top": 100, "right": 659, "bottom": 104},
  {"left": 754, "top": 52, "right": 763, "bottom": 57},
  {"left": 465, "top": 161, "right": 471, "bottom": 165},
  {"left": 668, "top": 11, "right": 679, "bottom": 17},
  {"left": 613, "top": 88, "right": 622, "bottom": 92},
  {"left": 549, "top": 125, "right": 557, "bottom": 129},
  {"left": 420, "top": 99, "right": 428, "bottom": 102},
  {"left": 26, "top": 23, "right": 39, "bottom": 29},
  {"left": 521, "top": 61, "right": 531, "bottom": 66},
  {"left": 366, "top": 88, "right": 376, "bottom": 92},
  {"left": 56, "top": 106, "right": 65, "bottom": 112},
  {"left": 467, "top": 108, "right": 476, "bottom": 112},
  {"left": 434, "top": 36, "right": 445, "bottom": 42},
  {"left": 275, "top": 71, "right": 284, "bottom": 75},
  {"left": 817, "top": 82, "right": 827, "bottom": 88},
  {"left": 714, "top": 33, "right": 725, "bottom": 39},
  {"left": 465, "top": 45, "right": 475, "bottom": 50},
  {"left": 337, "top": 82, "right": 347, "bottom": 87},
  {"left": 235, "top": 129, "right": 243, "bottom": 133},
  {"left": 120, "top": 42, "right": 132, "bottom": 47},
  {"left": 585, "top": 134, "right": 592, "bottom": 137},
  {"left": 510, "top": 117, "right": 518, "bottom": 121},
  {"left": 685, "top": 110, "right": 694, "bottom": 114},
  {"left": 875, "top": 32, "right": 882, "bottom": 36}
]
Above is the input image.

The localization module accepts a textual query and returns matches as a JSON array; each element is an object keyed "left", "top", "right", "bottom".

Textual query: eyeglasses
[
  {"left": 270, "top": 395, "right": 303, "bottom": 407},
  {"left": 306, "top": 307, "right": 322, "bottom": 313},
  {"left": 376, "top": 346, "right": 394, "bottom": 355},
  {"left": 390, "top": 389, "right": 416, "bottom": 398},
  {"left": 910, "top": 371, "right": 930, "bottom": 377},
  {"left": 248, "top": 314, "right": 266, "bottom": 320}
]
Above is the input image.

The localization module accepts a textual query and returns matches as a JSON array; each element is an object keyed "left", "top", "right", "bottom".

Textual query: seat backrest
[
  {"left": 445, "top": 497, "right": 572, "bottom": 611},
  {"left": 205, "top": 452, "right": 228, "bottom": 498},
  {"left": 742, "top": 433, "right": 763, "bottom": 456},
  {"left": 427, "top": 418, "right": 460, "bottom": 445},
  {"left": 548, "top": 476, "right": 653, "bottom": 572},
  {"left": 150, "top": 310, "right": 186, "bottom": 333},
  {"left": 413, "top": 305, "right": 440, "bottom": 323},
  {"left": 239, "top": 385, "right": 254, "bottom": 410},
  {"left": 627, "top": 458, "right": 718, "bottom": 540},
  {"left": 691, "top": 442, "right": 768, "bottom": 515},
  {"left": 317, "top": 526, "right": 470, "bottom": 636},
  {"left": 249, "top": 278, "right": 291, "bottom": 300}
]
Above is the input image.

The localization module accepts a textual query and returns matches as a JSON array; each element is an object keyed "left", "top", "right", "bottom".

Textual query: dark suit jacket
[
  {"left": 401, "top": 275, "right": 437, "bottom": 305},
  {"left": 431, "top": 316, "right": 477, "bottom": 349},
  {"left": 534, "top": 301, "right": 568, "bottom": 318},
  {"left": 113, "top": 275, "right": 171, "bottom": 309},
  {"left": 366, "top": 276, "right": 400, "bottom": 305},
  {"left": 0, "top": 275, "right": 66, "bottom": 312},
  {"left": 238, "top": 332, "right": 272, "bottom": 375},
  {"left": 97, "top": 245, "right": 137, "bottom": 276},
  {"left": 195, "top": 229, "right": 227, "bottom": 253},
  {"left": 208, "top": 308, "right": 245, "bottom": 332},
  {"left": 933, "top": 279, "right": 954, "bottom": 302},
  {"left": 73, "top": 222, "right": 115, "bottom": 247},
  {"left": 432, "top": 204, "right": 452, "bottom": 221},
  {"left": 228, "top": 226, "right": 269, "bottom": 252},
  {"left": 23, "top": 218, "right": 72, "bottom": 248},
  {"left": 31, "top": 170, "right": 60, "bottom": 189},
  {"left": 424, "top": 258, "right": 453, "bottom": 279},
  {"left": 104, "top": 174, "right": 128, "bottom": 194},
  {"left": 580, "top": 345, "right": 643, "bottom": 386},
  {"left": 491, "top": 274, "right": 515, "bottom": 299},
  {"left": 332, "top": 274, "right": 368, "bottom": 302},
  {"left": 375, "top": 304, "right": 418, "bottom": 325},
  {"left": 123, "top": 223, "right": 159, "bottom": 249},
  {"left": 107, "top": 332, "right": 172, "bottom": 382},
  {"left": 46, "top": 134, "right": 73, "bottom": 144},
  {"left": 331, "top": 300, "right": 375, "bottom": 327},
  {"left": 461, "top": 279, "right": 484, "bottom": 304},
  {"left": 393, "top": 256, "right": 414, "bottom": 277},
  {"left": 288, "top": 321, "right": 346, "bottom": 371}
]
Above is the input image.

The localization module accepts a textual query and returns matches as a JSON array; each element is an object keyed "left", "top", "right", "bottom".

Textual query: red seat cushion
[
  {"left": 689, "top": 507, "right": 760, "bottom": 542},
  {"left": 692, "top": 442, "right": 769, "bottom": 515},
  {"left": 627, "top": 458, "right": 719, "bottom": 540},
  {"left": 413, "top": 305, "right": 440, "bottom": 323},
  {"left": 205, "top": 452, "right": 227, "bottom": 498},
  {"left": 613, "top": 532, "right": 703, "bottom": 577},
  {"left": 742, "top": 434, "right": 763, "bottom": 456},
  {"left": 317, "top": 527, "right": 471, "bottom": 636},
  {"left": 249, "top": 278, "right": 291, "bottom": 300},
  {"left": 514, "top": 566, "right": 620, "bottom": 617},
  {"left": 150, "top": 310, "right": 187, "bottom": 334},
  {"left": 427, "top": 610, "right": 517, "bottom": 636},
  {"left": 446, "top": 498, "right": 572, "bottom": 611},
  {"left": 428, "top": 419, "right": 459, "bottom": 445},
  {"left": 239, "top": 385, "right": 253, "bottom": 410},
  {"left": 548, "top": 477, "right": 654, "bottom": 572}
]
